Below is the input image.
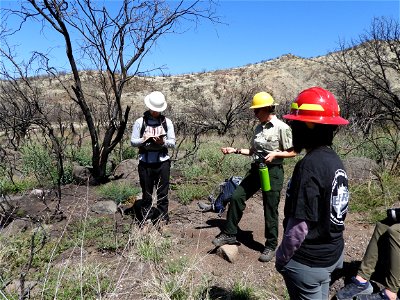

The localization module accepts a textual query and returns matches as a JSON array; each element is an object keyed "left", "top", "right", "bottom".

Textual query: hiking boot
[
  {"left": 336, "top": 277, "right": 373, "bottom": 300},
  {"left": 197, "top": 201, "right": 213, "bottom": 212},
  {"left": 258, "top": 247, "right": 275, "bottom": 262},
  {"left": 356, "top": 290, "right": 397, "bottom": 300},
  {"left": 212, "top": 232, "right": 237, "bottom": 247}
]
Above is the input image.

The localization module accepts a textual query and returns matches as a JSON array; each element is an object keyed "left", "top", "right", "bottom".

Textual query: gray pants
[{"left": 279, "top": 254, "right": 343, "bottom": 300}]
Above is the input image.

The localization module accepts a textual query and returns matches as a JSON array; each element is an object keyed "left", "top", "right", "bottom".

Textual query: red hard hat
[{"left": 283, "top": 87, "right": 349, "bottom": 125}]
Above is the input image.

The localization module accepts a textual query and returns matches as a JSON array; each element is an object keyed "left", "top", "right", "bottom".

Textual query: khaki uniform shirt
[{"left": 251, "top": 115, "right": 293, "bottom": 165}]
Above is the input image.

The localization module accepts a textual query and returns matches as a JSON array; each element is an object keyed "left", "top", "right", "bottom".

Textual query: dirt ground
[{"left": 5, "top": 181, "right": 394, "bottom": 300}]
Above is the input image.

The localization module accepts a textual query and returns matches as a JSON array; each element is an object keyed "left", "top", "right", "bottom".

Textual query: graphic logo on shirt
[
  {"left": 286, "top": 178, "right": 292, "bottom": 199},
  {"left": 331, "top": 169, "right": 349, "bottom": 225}
]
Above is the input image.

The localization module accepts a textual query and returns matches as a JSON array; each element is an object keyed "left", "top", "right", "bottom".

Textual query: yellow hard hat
[{"left": 250, "top": 92, "right": 278, "bottom": 109}]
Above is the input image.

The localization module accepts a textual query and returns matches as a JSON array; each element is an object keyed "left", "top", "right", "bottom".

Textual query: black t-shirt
[{"left": 283, "top": 146, "right": 349, "bottom": 267}]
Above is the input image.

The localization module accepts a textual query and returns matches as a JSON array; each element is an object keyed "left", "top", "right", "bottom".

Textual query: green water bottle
[{"left": 259, "top": 163, "right": 271, "bottom": 192}]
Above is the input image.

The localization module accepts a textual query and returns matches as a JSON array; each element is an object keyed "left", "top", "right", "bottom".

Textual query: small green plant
[
  {"left": 135, "top": 231, "right": 171, "bottom": 263},
  {"left": 163, "top": 281, "right": 189, "bottom": 300},
  {"left": 0, "top": 225, "right": 73, "bottom": 291},
  {"left": 21, "top": 143, "right": 58, "bottom": 186},
  {"left": 176, "top": 183, "right": 210, "bottom": 205},
  {"left": 0, "top": 177, "right": 37, "bottom": 194},
  {"left": 182, "top": 164, "right": 208, "bottom": 180},
  {"left": 141, "top": 254, "right": 213, "bottom": 300},
  {"left": 120, "top": 145, "right": 137, "bottom": 160},
  {"left": 69, "top": 217, "right": 130, "bottom": 251},
  {"left": 41, "top": 264, "right": 112, "bottom": 300},
  {"left": 173, "top": 136, "right": 252, "bottom": 206},
  {"left": 219, "top": 154, "right": 250, "bottom": 179},
  {"left": 71, "top": 145, "right": 93, "bottom": 167},
  {"left": 165, "top": 256, "right": 189, "bottom": 274},
  {"left": 231, "top": 281, "right": 257, "bottom": 300},
  {"left": 349, "top": 171, "right": 400, "bottom": 222},
  {"left": 96, "top": 181, "right": 140, "bottom": 204},
  {"left": 61, "top": 162, "right": 74, "bottom": 185}
]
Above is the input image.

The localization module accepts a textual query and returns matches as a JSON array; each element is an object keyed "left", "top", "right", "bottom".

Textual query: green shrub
[
  {"left": 0, "top": 226, "right": 72, "bottom": 283},
  {"left": 176, "top": 183, "right": 210, "bottom": 205},
  {"left": 21, "top": 143, "right": 58, "bottom": 186},
  {"left": 174, "top": 137, "right": 251, "bottom": 205},
  {"left": 71, "top": 145, "right": 92, "bottom": 167},
  {"left": 165, "top": 256, "right": 189, "bottom": 274},
  {"left": 219, "top": 154, "right": 250, "bottom": 179},
  {"left": 181, "top": 164, "right": 208, "bottom": 180},
  {"left": 349, "top": 171, "right": 400, "bottom": 222},
  {"left": 61, "top": 162, "right": 75, "bottom": 185},
  {"left": 96, "top": 181, "right": 140, "bottom": 204},
  {"left": 68, "top": 217, "right": 130, "bottom": 251},
  {"left": 41, "top": 264, "right": 112, "bottom": 300},
  {"left": 120, "top": 145, "right": 137, "bottom": 160},
  {"left": 0, "top": 177, "right": 37, "bottom": 194},
  {"left": 163, "top": 281, "right": 188, "bottom": 300},
  {"left": 136, "top": 232, "right": 171, "bottom": 263},
  {"left": 231, "top": 281, "right": 257, "bottom": 300}
]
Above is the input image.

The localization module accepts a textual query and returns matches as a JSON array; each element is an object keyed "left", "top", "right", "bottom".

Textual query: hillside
[
  {"left": 121, "top": 54, "right": 330, "bottom": 113},
  {"left": 29, "top": 53, "right": 332, "bottom": 119}
]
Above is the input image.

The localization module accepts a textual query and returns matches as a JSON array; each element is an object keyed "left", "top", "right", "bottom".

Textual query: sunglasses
[{"left": 254, "top": 108, "right": 262, "bottom": 114}]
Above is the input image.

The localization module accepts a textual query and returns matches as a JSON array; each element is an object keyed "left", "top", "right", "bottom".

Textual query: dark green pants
[
  {"left": 224, "top": 163, "right": 284, "bottom": 249},
  {"left": 359, "top": 220, "right": 400, "bottom": 293}
]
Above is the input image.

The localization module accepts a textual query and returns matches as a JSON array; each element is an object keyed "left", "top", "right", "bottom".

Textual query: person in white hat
[{"left": 130, "top": 91, "right": 175, "bottom": 225}]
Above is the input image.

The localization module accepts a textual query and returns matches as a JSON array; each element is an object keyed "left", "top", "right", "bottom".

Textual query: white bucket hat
[{"left": 144, "top": 91, "right": 167, "bottom": 112}]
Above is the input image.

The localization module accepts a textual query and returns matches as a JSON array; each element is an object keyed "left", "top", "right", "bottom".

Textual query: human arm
[
  {"left": 163, "top": 118, "right": 175, "bottom": 148},
  {"left": 264, "top": 122, "right": 296, "bottom": 163},
  {"left": 275, "top": 217, "right": 309, "bottom": 271},
  {"left": 221, "top": 147, "right": 253, "bottom": 156},
  {"left": 130, "top": 118, "right": 145, "bottom": 147},
  {"left": 265, "top": 148, "right": 296, "bottom": 163}
]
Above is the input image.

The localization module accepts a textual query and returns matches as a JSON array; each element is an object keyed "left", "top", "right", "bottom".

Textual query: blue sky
[{"left": 1, "top": 1, "right": 399, "bottom": 75}]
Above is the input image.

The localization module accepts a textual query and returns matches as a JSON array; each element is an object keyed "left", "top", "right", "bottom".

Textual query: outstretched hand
[{"left": 221, "top": 147, "right": 236, "bottom": 155}]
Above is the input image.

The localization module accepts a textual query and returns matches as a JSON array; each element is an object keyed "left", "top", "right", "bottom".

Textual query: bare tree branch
[{"left": 2, "top": 0, "right": 219, "bottom": 183}]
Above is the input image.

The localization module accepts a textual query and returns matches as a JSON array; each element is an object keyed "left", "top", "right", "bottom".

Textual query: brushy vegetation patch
[
  {"left": 19, "top": 143, "right": 64, "bottom": 187},
  {"left": 349, "top": 171, "right": 400, "bottom": 222},
  {"left": 96, "top": 181, "right": 141, "bottom": 204},
  {"left": 0, "top": 176, "right": 37, "bottom": 194},
  {"left": 68, "top": 216, "right": 131, "bottom": 252},
  {"left": 0, "top": 215, "right": 175, "bottom": 298},
  {"left": 176, "top": 183, "right": 210, "bottom": 205},
  {"left": 40, "top": 264, "right": 112, "bottom": 300},
  {"left": 0, "top": 217, "right": 130, "bottom": 289},
  {"left": 1, "top": 130, "right": 399, "bottom": 299},
  {"left": 174, "top": 138, "right": 250, "bottom": 205}
]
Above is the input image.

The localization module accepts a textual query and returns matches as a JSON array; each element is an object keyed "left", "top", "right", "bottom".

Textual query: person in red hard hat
[{"left": 275, "top": 87, "right": 350, "bottom": 299}]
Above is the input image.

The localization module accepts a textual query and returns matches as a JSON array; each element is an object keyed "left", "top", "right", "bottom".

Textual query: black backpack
[
  {"left": 139, "top": 111, "right": 168, "bottom": 138},
  {"left": 198, "top": 176, "right": 243, "bottom": 217},
  {"left": 139, "top": 111, "right": 168, "bottom": 155}
]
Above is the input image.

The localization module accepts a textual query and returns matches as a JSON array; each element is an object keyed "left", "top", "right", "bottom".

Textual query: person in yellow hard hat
[{"left": 212, "top": 91, "right": 296, "bottom": 262}]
